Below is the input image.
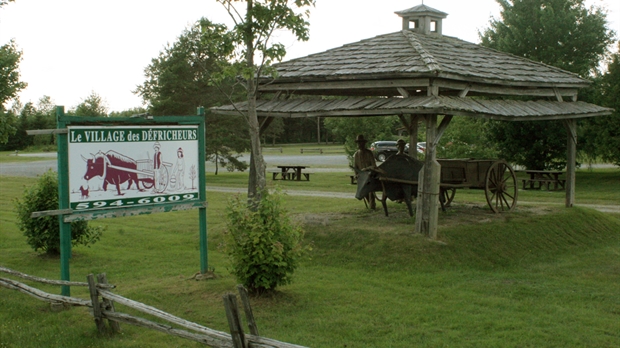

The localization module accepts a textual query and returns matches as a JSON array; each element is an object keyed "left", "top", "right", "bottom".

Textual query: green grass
[{"left": 1, "top": 173, "right": 619, "bottom": 347}]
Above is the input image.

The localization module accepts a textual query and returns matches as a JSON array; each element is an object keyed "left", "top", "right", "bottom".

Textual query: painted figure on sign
[
  {"left": 353, "top": 134, "right": 377, "bottom": 209},
  {"left": 153, "top": 142, "right": 162, "bottom": 192},
  {"left": 171, "top": 147, "right": 185, "bottom": 191}
]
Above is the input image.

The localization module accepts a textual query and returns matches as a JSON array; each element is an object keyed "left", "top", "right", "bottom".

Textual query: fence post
[
  {"left": 236, "top": 285, "right": 259, "bottom": 336},
  {"left": 223, "top": 293, "right": 246, "bottom": 348},
  {"left": 97, "top": 273, "right": 121, "bottom": 333},
  {"left": 87, "top": 274, "right": 107, "bottom": 333}
]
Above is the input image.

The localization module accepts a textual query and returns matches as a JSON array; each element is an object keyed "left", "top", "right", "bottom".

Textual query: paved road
[
  {"left": 0, "top": 153, "right": 351, "bottom": 177},
  {"left": 3, "top": 153, "right": 618, "bottom": 214}
]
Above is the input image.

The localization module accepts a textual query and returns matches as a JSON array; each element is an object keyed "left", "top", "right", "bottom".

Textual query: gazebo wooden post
[
  {"left": 415, "top": 114, "right": 441, "bottom": 238},
  {"left": 564, "top": 119, "right": 577, "bottom": 207},
  {"left": 409, "top": 114, "right": 419, "bottom": 160},
  {"left": 398, "top": 114, "right": 419, "bottom": 160}
]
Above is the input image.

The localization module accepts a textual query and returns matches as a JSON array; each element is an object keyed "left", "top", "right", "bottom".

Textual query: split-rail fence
[{"left": 0, "top": 266, "right": 307, "bottom": 348}]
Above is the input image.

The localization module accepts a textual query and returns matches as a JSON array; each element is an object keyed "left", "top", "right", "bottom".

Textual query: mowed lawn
[{"left": 1, "top": 169, "right": 619, "bottom": 347}]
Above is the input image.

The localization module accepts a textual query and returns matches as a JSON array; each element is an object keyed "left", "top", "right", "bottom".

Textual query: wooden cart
[{"left": 437, "top": 159, "right": 518, "bottom": 213}]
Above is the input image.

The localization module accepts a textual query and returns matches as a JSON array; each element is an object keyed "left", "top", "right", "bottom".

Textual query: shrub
[
  {"left": 14, "top": 169, "right": 103, "bottom": 255},
  {"left": 224, "top": 189, "right": 307, "bottom": 295}
]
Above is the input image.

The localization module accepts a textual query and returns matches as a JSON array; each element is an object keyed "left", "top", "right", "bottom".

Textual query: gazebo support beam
[
  {"left": 416, "top": 115, "right": 438, "bottom": 238},
  {"left": 397, "top": 114, "right": 420, "bottom": 160},
  {"left": 564, "top": 119, "right": 577, "bottom": 207}
]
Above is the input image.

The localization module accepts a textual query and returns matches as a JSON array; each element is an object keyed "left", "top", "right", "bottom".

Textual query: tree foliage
[
  {"left": 67, "top": 91, "right": 109, "bottom": 116},
  {"left": 14, "top": 170, "right": 103, "bottom": 255},
  {"left": 0, "top": 96, "right": 56, "bottom": 151},
  {"left": 216, "top": 0, "right": 315, "bottom": 198},
  {"left": 480, "top": 0, "right": 615, "bottom": 77},
  {"left": 0, "top": 0, "right": 16, "bottom": 8},
  {"left": 437, "top": 117, "right": 498, "bottom": 159},
  {"left": 479, "top": 0, "right": 616, "bottom": 169},
  {"left": 580, "top": 46, "right": 620, "bottom": 166},
  {"left": 135, "top": 18, "right": 250, "bottom": 173},
  {"left": 0, "top": 40, "right": 27, "bottom": 143}
]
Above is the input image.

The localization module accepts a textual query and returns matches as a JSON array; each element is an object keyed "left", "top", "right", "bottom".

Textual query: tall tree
[
  {"left": 216, "top": 0, "right": 315, "bottom": 199},
  {"left": 68, "top": 91, "right": 108, "bottom": 116},
  {"left": 0, "top": 40, "right": 27, "bottom": 143},
  {"left": 135, "top": 18, "right": 249, "bottom": 173},
  {"left": 1, "top": 96, "right": 56, "bottom": 150},
  {"left": 581, "top": 45, "right": 620, "bottom": 166},
  {"left": 479, "top": 0, "right": 616, "bottom": 169}
]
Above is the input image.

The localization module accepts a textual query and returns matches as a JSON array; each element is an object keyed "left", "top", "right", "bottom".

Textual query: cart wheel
[
  {"left": 485, "top": 161, "right": 518, "bottom": 213},
  {"left": 440, "top": 188, "right": 456, "bottom": 207},
  {"left": 154, "top": 166, "right": 169, "bottom": 193}
]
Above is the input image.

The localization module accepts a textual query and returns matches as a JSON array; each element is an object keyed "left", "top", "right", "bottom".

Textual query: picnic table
[
  {"left": 272, "top": 165, "right": 312, "bottom": 181},
  {"left": 517, "top": 169, "right": 566, "bottom": 191}
]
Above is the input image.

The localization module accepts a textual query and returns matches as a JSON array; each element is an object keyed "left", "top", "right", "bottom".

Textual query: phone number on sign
[{"left": 72, "top": 193, "right": 198, "bottom": 210}]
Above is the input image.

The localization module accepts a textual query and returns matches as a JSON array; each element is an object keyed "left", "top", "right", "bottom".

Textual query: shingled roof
[
  {"left": 212, "top": 96, "right": 612, "bottom": 121},
  {"left": 214, "top": 4, "right": 611, "bottom": 121},
  {"left": 261, "top": 30, "right": 588, "bottom": 89}
]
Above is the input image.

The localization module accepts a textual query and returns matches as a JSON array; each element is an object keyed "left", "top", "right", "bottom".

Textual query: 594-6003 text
[{"left": 72, "top": 193, "right": 198, "bottom": 210}]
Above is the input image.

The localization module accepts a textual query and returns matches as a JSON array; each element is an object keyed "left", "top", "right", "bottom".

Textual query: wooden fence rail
[{"left": 0, "top": 267, "right": 307, "bottom": 348}]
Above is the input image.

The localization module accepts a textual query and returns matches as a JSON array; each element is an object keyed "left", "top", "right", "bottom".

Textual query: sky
[{"left": 1, "top": 0, "right": 619, "bottom": 113}]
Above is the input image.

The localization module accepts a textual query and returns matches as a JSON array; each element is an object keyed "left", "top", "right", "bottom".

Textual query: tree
[
  {"left": 216, "top": 0, "right": 315, "bottom": 199},
  {"left": 68, "top": 91, "right": 108, "bottom": 116},
  {"left": 437, "top": 117, "right": 498, "bottom": 159},
  {"left": 108, "top": 107, "right": 147, "bottom": 118},
  {"left": 0, "top": 96, "right": 56, "bottom": 151},
  {"left": 135, "top": 18, "right": 250, "bottom": 173},
  {"left": 581, "top": 45, "right": 620, "bottom": 166},
  {"left": 479, "top": 0, "right": 616, "bottom": 169},
  {"left": 261, "top": 116, "right": 284, "bottom": 145},
  {"left": 0, "top": 40, "right": 27, "bottom": 143}
]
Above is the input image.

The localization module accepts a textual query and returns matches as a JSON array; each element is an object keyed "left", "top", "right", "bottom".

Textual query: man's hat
[
  {"left": 153, "top": 142, "right": 161, "bottom": 149},
  {"left": 355, "top": 134, "right": 368, "bottom": 143}
]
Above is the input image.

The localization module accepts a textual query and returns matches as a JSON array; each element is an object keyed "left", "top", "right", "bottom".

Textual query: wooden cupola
[{"left": 395, "top": 3, "right": 448, "bottom": 35}]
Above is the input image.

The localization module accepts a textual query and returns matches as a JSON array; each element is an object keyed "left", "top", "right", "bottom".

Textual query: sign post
[{"left": 56, "top": 106, "right": 72, "bottom": 296}]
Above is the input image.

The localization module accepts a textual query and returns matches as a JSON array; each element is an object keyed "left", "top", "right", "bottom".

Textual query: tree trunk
[{"left": 245, "top": 0, "right": 266, "bottom": 200}]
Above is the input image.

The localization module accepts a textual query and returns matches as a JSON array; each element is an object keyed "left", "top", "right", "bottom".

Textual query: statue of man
[
  {"left": 396, "top": 139, "right": 407, "bottom": 156},
  {"left": 353, "top": 134, "right": 376, "bottom": 209}
]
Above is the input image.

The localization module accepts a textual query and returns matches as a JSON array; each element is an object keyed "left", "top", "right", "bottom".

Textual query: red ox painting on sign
[{"left": 81, "top": 150, "right": 151, "bottom": 196}]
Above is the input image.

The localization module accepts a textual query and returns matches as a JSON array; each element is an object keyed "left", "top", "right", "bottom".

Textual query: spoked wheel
[
  {"left": 485, "top": 161, "right": 518, "bottom": 213},
  {"left": 154, "top": 166, "right": 169, "bottom": 193},
  {"left": 440, "top": 188, "right": 456, "bottom": 208}
]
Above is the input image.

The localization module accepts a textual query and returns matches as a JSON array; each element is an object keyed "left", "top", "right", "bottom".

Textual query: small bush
[
  {"left": 14, "top": 169, "right": 103, "bottom": 255},
  {"left": 224, "top": 189, "right": 307, "bottom": 295}
]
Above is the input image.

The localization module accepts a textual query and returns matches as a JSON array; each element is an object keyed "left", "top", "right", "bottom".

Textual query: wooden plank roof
[
  {"left": 264, "top": 30, "right": 589, "bottom": 89},
  {"left": 211, "top": 96, "right": 612, "bottom": 121}
]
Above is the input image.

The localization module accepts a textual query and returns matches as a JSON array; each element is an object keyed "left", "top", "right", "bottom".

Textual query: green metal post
[
  {"left": 197, "top": 107, "right": 208, "bottom": 273},
  {"left": 56, "top": 106, "right": 72, "bottom": 296}
]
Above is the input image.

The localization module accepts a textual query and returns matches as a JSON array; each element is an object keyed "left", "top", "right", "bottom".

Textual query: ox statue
[
  {"left": 82, "top": 150, "right": 144, "bottom": 196},
  {"left": 355, "top": 154, "right": 424, "bottom": 217}
]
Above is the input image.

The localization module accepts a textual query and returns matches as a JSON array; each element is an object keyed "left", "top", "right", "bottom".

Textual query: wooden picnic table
[
  {"left": 273, "top": 165, "right": 311, "bottom": 181},
  {"left": 517, "top": 169, "right": 566, "bottom": 191}
]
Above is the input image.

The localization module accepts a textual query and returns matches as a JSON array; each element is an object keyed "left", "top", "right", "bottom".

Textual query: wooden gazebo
[{"left": 212, "top": 4, "right": 613, "bottom": 238}]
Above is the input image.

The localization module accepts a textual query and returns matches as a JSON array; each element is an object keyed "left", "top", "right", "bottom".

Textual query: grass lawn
[{"left": 1, "top": 168, "right": 619, "bottom": 347}]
